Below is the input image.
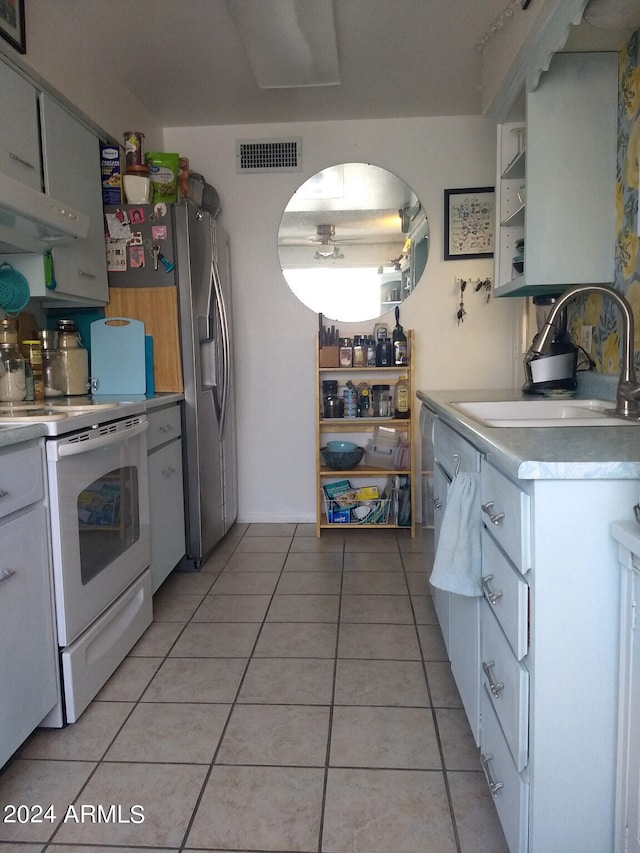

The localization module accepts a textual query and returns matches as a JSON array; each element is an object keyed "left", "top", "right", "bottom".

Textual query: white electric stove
[
  {"left": 0, "top": 397, "right": 147, "bottom": 434},
  {"left": 7, "top": 395, "right": 153, "bottom": 726}
]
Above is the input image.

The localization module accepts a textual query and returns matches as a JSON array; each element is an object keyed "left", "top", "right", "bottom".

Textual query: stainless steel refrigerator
[{"left": 105, "top": 197, "right": 238, "bottom": 568}]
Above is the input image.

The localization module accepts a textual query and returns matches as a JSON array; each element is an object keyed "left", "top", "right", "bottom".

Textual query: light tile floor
[{"left": 0, "top": 523, "right": 509, "bottom": 852}]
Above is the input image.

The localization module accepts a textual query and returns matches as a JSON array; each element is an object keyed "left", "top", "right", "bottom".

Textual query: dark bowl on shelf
[{"left": 321, "top": 445, "right": 365, "bottom": 470}]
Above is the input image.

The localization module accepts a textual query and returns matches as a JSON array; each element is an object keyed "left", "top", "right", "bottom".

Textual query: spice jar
[
  {"left": 0, "top": 318, "right": 18, "bottom": 345},
  {"left": 56, "top": 320, "right": 89, "bottom": 396},
  {"left": 0, "top": 343, "right": 26, "bottom": 402}
]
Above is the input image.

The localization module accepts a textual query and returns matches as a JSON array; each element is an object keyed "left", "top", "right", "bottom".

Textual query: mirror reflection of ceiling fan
[{"left": 307, "top": 224, "right": 352, "bottom": 246}]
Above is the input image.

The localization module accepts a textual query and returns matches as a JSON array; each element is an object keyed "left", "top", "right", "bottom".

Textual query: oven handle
[{"left": 53, "top": 420, "right": 148, "bottom": 458}]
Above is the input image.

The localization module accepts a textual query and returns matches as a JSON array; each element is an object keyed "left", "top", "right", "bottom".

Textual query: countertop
[
  {"left": 417, "top": 388, "right": 640, "bottom": 481},
  {"left": 0, "top": 393, "right": 184, "bottom": 449}
]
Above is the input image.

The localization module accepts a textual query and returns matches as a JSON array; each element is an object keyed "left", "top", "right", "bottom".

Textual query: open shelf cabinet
[{"left": 316, "top": 330, "right": 416, "bottom": 537}]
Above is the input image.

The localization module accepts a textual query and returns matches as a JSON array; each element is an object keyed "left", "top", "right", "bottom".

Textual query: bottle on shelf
[
  {"left": 376, "top": 337, "right": 392, "bottom": 366},
  {"left": 392, "top": 306, "right": 408, "bottom": 366},
  {"left": 394, "top": 376, "right": 410, "bottom": 419}
]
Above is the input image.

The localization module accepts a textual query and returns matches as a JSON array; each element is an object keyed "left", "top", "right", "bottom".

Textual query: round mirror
[{"left": 278, "top": 163, "right": 429, "bottom": 323}]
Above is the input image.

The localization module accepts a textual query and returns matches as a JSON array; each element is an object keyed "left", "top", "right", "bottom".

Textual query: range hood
[{"left": 0, "top": 171, "right": 89, "bottom": 254}]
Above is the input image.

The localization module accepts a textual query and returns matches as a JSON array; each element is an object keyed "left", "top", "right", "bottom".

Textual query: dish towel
[{"left": 430, "top": 471, "right": 482, "bottom": 597}]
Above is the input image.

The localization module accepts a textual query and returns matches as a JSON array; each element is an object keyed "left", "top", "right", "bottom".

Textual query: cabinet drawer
[
  {"left": 0, "top": 505, "right": 58, "bottom": 768},
  {"left": 481, "top": 529, "right": 529, "bottom": 660},
  {"left": 433, "top": 419, "right": 480, "bottom": 479},
  {"left": 481, "top": 462, "right": 530, "bottom": 573},
  {"left": 481, "top": 600, "right": 529, "bottom": 771},
  {"left": 480, "top": 688, "right": 529, "bottom": 853},
  {"left": 0, "top": 441, "right": 44, "bottom": 519},
  {"left": 147, "top": 404, "right": 182, "bottom": 452}
]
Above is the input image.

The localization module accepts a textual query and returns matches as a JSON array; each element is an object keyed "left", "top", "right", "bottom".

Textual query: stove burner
[{"left": 0, "top": 399, "right": 146, "bottom": 434}]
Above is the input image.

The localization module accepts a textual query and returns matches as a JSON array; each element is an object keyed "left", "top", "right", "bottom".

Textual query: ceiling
[{"left": 54, "top": 0, "right": 632, "bottom": 128}]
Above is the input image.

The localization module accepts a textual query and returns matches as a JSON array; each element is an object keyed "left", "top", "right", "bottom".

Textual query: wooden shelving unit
[{"left": 316, "top": 330, "right": 416, "bottom": 537}]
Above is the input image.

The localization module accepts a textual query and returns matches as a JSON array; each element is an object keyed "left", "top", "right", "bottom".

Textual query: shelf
[
  {"left": 320, "top": 417, "right": 411, "bottom": 427},
  {"left": 319, "top": 522, "right": 411, "bottom": 531},
  {"left": 502, "top": 148, "right": 526, "bottom": 180},
  {"left": 500, "top": 204, "right": 525, "bottom": 227},
  {"left": 319, "top": 365, "right": 409, "bottom": 373},
  {"left": 320, "top": 467, "right": 411, "bottom": 477}
]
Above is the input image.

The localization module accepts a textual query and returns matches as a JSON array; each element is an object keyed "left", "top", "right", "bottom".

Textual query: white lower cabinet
[
  {"left": 147, "top": 403, "right": 186, "bottom": 592},
  {"left": 611, "top": 522, "right": 640, "bottom": 853},
  {"left": 0, "top": 441, "right": 58, "bottom": 768},
  {"left": 425, "top": 407, "right": 635, "bottom": 852},
  {"left": 432, "top": 419, "right": 481, "bottom": 745}
]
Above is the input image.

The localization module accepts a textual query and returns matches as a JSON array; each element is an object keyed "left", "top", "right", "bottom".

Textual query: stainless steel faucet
[{"left": 527, "top": 283, "right": 640, "bottom": 421}]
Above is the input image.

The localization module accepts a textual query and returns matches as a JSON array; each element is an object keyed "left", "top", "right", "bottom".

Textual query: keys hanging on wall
[
  {"left": 457, "top": 278, "right": 467, "bottom": 325},
  {"left": 475, "top": 277, "right": 492, "bottom": 302},
  {"left": 455, "top": 276, "right": 493, "bottom": 325}
]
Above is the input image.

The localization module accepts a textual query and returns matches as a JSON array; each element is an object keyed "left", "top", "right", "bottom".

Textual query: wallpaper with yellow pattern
[{"left": 568, "top": 30, "right": 640, "bottom": 374}]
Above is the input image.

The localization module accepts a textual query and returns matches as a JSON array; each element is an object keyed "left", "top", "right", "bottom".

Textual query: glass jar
[
  {"left": 372, "top": 384, "right": 391, "bottom": 418},
  {"left": 0, "top": 318, "right": 18, "bottom": 345},
  {"left": 21, "top": 340, "right": 44, "bottom": 401},
  {"left": 43, "top": 350, "right": 65, "bottom": 398},
  {"left": 0, "top": 343, "right": 26, "bottom": 402},
  {"left": 56, "top": 320, "right": 89, "bottom": 396}
]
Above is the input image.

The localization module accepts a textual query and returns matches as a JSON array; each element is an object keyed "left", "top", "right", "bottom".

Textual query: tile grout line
[
  {"left": 402, "top": 544, "right": 463, "bottom": 853},
  {"left": 176, "top": 523, "right": 297, "bottom": 851}
]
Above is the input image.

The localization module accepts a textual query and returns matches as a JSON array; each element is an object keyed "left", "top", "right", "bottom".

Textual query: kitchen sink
[{"left": 448, "top": 398, "right": 639, "bottom": 427}]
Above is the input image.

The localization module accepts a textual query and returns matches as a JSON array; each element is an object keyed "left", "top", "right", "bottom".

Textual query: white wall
[{"left": 165, "top": 117, "right": 522, "bottom": 523}]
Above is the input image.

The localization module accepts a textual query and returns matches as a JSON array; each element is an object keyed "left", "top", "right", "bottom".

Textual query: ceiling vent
[{"left": 236, "top": 137, "right": 302, "bottom": 173}]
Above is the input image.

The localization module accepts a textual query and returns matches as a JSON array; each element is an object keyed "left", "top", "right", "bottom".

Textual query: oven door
[{"left": 46, "top": 414, "right": 150, "bottom": 646}]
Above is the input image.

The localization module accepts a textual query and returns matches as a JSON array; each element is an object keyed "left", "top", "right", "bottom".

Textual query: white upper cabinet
[
  {"left": 36, "top": 93, "right": 108, "bottom": 304},
  {"left": 494, "top": 52, "right": 617, "bottom": 297},
  {"left": 0, "top": 61, "right": 42, "bottom": 191},
  {"left": 0, "top": 58, "right": 109, "bottom": 306}
]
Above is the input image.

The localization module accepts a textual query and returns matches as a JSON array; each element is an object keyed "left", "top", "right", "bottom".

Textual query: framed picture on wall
[
  {"left": 0, "top": 0, "right": 26, "bottom": 53},
  {"left": 444, "top": 186, "right": 495, "bottom": 260}
]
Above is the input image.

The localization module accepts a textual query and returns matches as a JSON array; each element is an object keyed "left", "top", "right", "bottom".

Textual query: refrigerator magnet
[
  {"left": 129, "top": 207, "right": 146, "bottom": 224},
  {"left": 129, "top": 245, "right": 145, "bottom": 269},
  {"left": 106, "top": 239, "right": 127, "bottom": 272},
  {"left": 152, "top": 202, "right": 167, "bottom": 220},
  {"left": 151, "top": 225, "right": 167, "bottom": 241}
]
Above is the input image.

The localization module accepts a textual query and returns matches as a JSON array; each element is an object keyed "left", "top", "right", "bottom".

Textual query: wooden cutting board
[{"left": 105, "top": 287, "right": 183, "bottom": 392}]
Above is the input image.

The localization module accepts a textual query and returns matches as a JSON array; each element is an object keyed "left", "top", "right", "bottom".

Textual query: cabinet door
[
  {"left": 148, "top": 439, "right": 186, "bottom": 592},
  {"left": 0, "top": 505, "right": 58, "bottom": 768},
  {"left": 0, "top": 61, "right": 41, "bottom": 190},
  {"left": 39, "top": 93, "right": 108, "bottom": 304},
  {"left": 432, "top": 462, "right": 451, "bottom": 654}
]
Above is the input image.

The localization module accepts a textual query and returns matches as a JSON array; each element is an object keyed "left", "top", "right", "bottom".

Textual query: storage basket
[{"left": 322, "top": 492, "right": 394, "bottom": 525}]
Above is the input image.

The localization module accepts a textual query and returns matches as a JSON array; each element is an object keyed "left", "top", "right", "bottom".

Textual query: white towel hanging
[{"left": 430, "top": 471, "right": 482, "bottom": 597}]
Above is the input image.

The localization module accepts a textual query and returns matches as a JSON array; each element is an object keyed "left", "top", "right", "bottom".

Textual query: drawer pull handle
[
  {"left": 481, "top": 574, "right": 503, "bottom": 605},
  {"left": 159, "top": 424, "right": 175, "bottom": 433},
  {"left": 481, "top": 501, "right": 505, "bottom": 526},
  {"left": 0, "top": 568, "right": 15, "bottom": 584},
  {"left": 77, "top": 270, "right": 97, "bottom": 279},
  {"left": 481, "top": 752, "right": 504, "bottom": 797},
  {"left": 452, "top": 452, "right": 461, "bottom": 477},
  {"left": 482, "top": 660, "right": 505, "bottom": 698},
  {"left": 433, "top": 495, "right": 442, "bottom": 511}
]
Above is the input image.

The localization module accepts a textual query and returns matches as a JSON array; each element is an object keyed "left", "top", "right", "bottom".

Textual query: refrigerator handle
[
  {"left": 199, "top": 337, "right": 217, "bottom": 390},
  {"left": 210, "top": 224, "right": 231, "bottom": 435}
]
